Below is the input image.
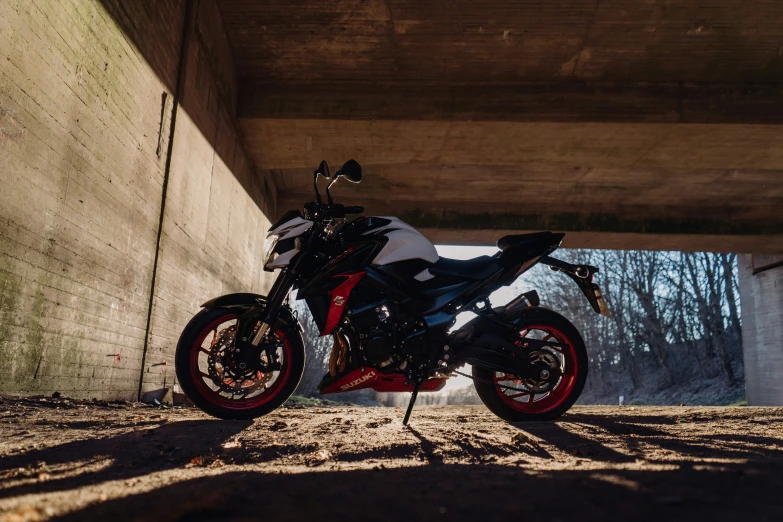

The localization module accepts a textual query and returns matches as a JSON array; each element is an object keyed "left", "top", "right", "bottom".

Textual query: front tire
[
  {"left": 175, "top": 308, "right": 305, "bottom": 420},
  {"left": 473, "top": 307, "right": 588, "bottom": 422}
]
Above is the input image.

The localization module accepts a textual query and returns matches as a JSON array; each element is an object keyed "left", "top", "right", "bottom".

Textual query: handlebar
[
  {"left": 304, "top": 202, "right": 364, "bottom": 220},
  {"left": 343, "top": 205, "right": 364, "bottom": 215}
]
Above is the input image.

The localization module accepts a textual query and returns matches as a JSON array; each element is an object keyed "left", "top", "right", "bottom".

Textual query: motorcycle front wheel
[
  {"left": 473, "top": 308, "right": 588, "bottom": 422},
  {"left": 175, "top": 308, "right": 305, "bottom": 420}
]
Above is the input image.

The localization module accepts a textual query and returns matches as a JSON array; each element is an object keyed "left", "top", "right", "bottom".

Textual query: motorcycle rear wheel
[
  {"left": 473, "top": 307, "right": 588, "bottom": 422},
  {"left": 175, "top": 308, "right": 305, "bottom": 420}
]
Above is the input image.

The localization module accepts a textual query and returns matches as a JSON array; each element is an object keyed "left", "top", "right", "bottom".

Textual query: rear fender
[{"left": 540, "top": 257, "right": 611, "bottom": 317}]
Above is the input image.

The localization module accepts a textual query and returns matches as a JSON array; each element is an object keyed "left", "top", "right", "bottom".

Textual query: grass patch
[{"left": 284, "top": 395, "right": 345, "bottom": 407}]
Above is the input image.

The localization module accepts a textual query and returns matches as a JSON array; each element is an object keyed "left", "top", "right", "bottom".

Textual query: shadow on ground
[
  {"left": 54, "top": 462, "right": 783, "bottom": 522},
  {"left": 0, "top": 420, "right": 250, "bottom": 500},
  {"left": 2, "top": 402, "right": 782, "bottom": 521},
  {"left": 521, "top": 411, "right": 783, "bottom": 463}
]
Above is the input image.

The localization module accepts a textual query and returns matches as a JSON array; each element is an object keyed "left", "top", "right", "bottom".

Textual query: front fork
[
  {"left": 249, "top": 230, "right": 314, "bottom": 345},
  {"left": 250, "top": 267, "right": 296, "bottom": 345}
]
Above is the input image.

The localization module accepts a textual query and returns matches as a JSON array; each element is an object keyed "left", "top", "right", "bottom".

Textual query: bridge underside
[
  {"left": 264, "top": 122, "right": 782, "bottom": 251},
  {"left": 220, "top": 0, "right": 783, "bottom": 252}
]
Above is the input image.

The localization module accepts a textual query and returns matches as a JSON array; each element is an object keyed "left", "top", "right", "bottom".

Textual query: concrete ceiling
[{"left": 218, "top": 0, "right": 783, "bottom": 252}]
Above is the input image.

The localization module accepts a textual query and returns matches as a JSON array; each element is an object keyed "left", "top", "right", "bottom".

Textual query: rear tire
[
  {"left": 473, "top": 307, "right": 588, "bottom": 422},
  {"left": 175, "top": 308, "right": 305, "bottom": 420}
]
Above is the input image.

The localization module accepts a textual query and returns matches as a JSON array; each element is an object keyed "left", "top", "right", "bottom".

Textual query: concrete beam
[
  {"left": 276, "top": 195, "right": 783, "bottom": 253},
  {"left": 239, "top": 81, "right": 783, "bottom": 124},
  {"left": 240, "top": 119, "right": 783, "bottom": 171}
]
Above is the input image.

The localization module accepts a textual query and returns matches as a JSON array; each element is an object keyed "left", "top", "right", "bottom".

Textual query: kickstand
[{"left": 402, "top": 382, "right": 421, "bottom": 426}]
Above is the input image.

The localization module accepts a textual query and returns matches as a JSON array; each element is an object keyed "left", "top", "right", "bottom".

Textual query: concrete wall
[
  {"left": 739, "top": 254, "right": 783, "bottom": 405},
  {"left": 0, "top": 0, "right": 276, "bottom": 400},
  {"left": 139, "top": 0, "right": 278, "bottom": 398}
]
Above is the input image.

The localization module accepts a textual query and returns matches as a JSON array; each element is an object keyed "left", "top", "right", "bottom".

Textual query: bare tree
[{"left": 519, "top": 249, "right": 743, "bottom": 404}]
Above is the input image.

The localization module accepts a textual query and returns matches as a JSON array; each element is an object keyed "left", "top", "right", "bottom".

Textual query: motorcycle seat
[
  {"left": 429, "top": 255, "right": 501, "bottom": 280},
  {"left": 497, "top": 231, "right": 564, "bottom": 252}
]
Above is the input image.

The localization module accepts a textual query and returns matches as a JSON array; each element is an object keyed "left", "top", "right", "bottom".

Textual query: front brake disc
[{"left": 207, "top": 325, "right": 272, "bottom": 396}]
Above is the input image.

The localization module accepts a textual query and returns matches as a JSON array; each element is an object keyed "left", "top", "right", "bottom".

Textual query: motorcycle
[{"left": 175, "top": 160, "right": 610, "bottom": 424}]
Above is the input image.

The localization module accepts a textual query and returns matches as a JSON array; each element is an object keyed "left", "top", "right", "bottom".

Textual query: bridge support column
[{"left": 739, "top": 255, "right": 783, "bottom": 405}]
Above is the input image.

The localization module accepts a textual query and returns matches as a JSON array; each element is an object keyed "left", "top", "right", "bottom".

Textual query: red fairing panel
[
  {"left": 320, "top": 367, "right": 379, "bottom": 394},
  {"left": 321, "top": 271, "right": 366, "bottom": 335},
  {"left": 320, "top": 366, "right": 448, "bottom": 395},
  {"left": 371, "top": 375, "right": 447, "bottom": 393}
]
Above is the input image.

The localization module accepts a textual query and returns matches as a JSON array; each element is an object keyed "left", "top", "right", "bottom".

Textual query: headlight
[{"left": 262, "top": 234, "right": 279, "bottom": 265}]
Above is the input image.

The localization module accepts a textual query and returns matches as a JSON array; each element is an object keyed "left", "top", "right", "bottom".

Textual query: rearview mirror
[
  {"left": 336, "top": 160, "right": 362, "bottom": 183},
  {"left": 315, "top": 160, "right": 331, "bottom": 180}
]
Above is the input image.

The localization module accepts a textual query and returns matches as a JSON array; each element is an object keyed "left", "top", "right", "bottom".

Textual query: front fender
[
  {"left": 201, "top": 293, "right": 302, "bottom": 333},
  {"left": 201, "top": 293, "right": 267, "bottom": 309}
]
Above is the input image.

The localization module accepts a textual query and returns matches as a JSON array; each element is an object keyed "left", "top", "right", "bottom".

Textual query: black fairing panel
[
  {"left": 295, "top": 238, "right": 387, "bottom": 300},
  {"left": 339, "top": 216, "right": 392, "bottom": 240},
  {"left": 374, "top": 259, "right": 430, "bottom": 282},
  {"left": 305, "top": 295, "right": 330, "bottom": 332},
  {"left": 363, "top": 265, "right": 479, "bottom": 315},
  {"left": 497, "top": 231, "right": 564, "bottom": 253},
  {"left": 498, "top": 233, "right": 563, "bottom": 269},
  {"left": 374, "top": 261, "right": 473, "bottom": 298},
  {"left": 493, "top": 231, "right": 565, "bottom": 286}
]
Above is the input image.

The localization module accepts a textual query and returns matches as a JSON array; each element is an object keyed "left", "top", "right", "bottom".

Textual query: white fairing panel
[
  {"left": 264, "top": 216, "right": 313, "bottom": 270},
  {"left": 414, "top": 269, "right": 436, "bottom": 281},
  {"left": 269, "top": 216, "right": 313, "bottom": 239},
  {"left": 266, "top": 249, "right": 298, "bottom": 269},
  {"left": 368, "top": 217, "right": 439, "bottom": 266}
]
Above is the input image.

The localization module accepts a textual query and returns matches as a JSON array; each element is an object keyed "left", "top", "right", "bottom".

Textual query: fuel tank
[{"left": 361, "top": 216, "right": 439, "bottom": 266}]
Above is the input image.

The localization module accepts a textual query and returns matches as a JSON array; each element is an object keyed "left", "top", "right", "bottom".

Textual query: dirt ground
[{"left": 0, "top": 396, "right": 782, "bottom": 522}]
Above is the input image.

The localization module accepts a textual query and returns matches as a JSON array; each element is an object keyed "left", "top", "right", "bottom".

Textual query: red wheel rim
[
  {"left": 493, "top": 325, "right": 578, "bottom": 414},
  {"left": 189, "top": 314, "right": 293, "bottom": 410}
]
